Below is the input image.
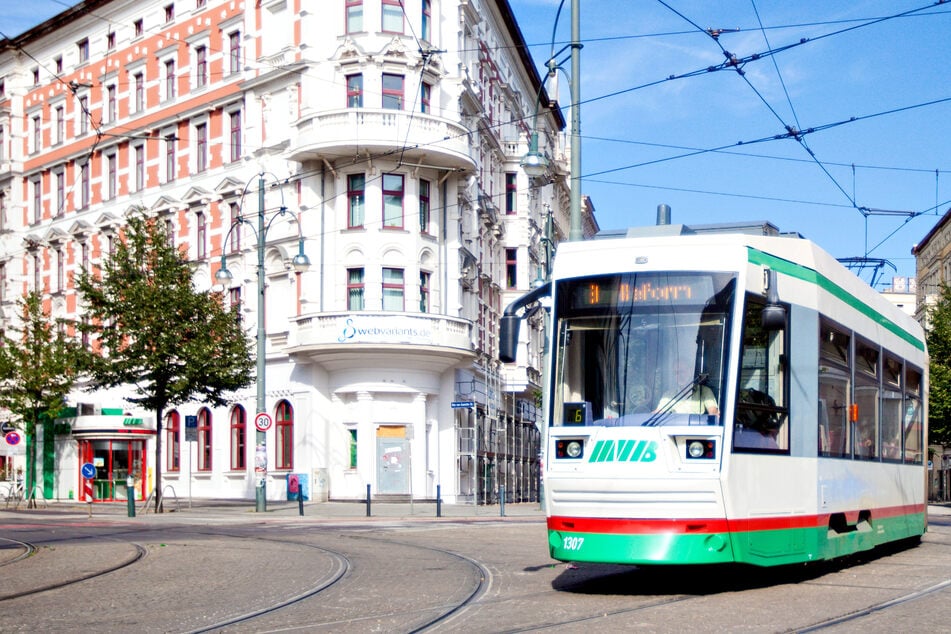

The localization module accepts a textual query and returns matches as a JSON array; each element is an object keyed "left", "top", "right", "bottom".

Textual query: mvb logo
[{"left": 588, "top": 439, "right": 658, "bottom": 463}]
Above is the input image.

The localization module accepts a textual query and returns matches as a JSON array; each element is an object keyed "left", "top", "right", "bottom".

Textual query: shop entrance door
[
  {"left": 376, "top": 425, "right": 410, "bottom": 495},
  {"left": 79, "top": 440, "right": 146, "bottom": 501}
]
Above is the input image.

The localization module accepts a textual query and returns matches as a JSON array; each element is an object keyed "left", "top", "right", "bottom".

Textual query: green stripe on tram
[{"left": 747, "top": 248, "right": 924, "bottom": 351}]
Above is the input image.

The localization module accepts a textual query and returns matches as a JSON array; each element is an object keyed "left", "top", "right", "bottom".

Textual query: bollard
[
  {"left": 366, "top": 483, "right": 372, "bottom": 517},
  {"left": 126, "top": 476, "right": 136, "bottom": 518},
  {"left": 436, "top": 484, "right": 442, "bottom": 518},
  {"left": 500, "top": 485, "right": 506, "bottom": 517},
  {"left": 298, "top": 492, "right": 304, "bottom": 516}
]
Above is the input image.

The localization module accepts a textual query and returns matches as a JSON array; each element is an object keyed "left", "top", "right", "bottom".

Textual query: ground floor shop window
[{"left": 79, "top": 439, "right": 145, "bottom": 501}]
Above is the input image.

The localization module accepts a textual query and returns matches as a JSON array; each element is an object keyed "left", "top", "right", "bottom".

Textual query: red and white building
[{"left": 0, "top": 0, "right": 593, "bottom": 503}]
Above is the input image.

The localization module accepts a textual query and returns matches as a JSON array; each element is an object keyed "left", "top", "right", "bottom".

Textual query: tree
[
  {"left": 926, "top": 283, "right": 951, "bottom": 445},
  {"left": 75, "top": 212, "right": 254, "bottom": 511},
  {"left": 0, "top": 292, "right": 84, "bottom": 503}
]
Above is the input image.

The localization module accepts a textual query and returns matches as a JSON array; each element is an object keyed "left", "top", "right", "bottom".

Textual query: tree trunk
[{"left": 153, "top": 405, "right": 164, "bottom": 513}]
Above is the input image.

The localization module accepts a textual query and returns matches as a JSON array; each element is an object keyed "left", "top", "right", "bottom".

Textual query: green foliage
[
  {"left": 0, "top": 291, "right": 84, "bottom": 431},
  {"left": 927, "top": 284, "right": 951, "bottom": 445},
  {"left": 74, "top": 211, "right": 254, "bottom": 509}
]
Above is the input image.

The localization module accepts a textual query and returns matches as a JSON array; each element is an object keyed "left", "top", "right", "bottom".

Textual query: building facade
[
  {"left": 912, "top": 208, "right": 951, "bottom": 330},
  {"left": 0, "top": 0, "right": 592, "bottom": 503}
]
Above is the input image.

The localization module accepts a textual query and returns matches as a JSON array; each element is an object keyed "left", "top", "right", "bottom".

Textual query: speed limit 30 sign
[{"left": 254, "top": 413, "right": 273, "bottom": 432}]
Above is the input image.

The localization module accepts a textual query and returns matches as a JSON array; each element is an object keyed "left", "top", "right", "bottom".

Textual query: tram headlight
[
  {"left": 686, "top": 439, "right": 716, "bottom": 459},
  {"left": 556, "top": 439, "right": 585, "bottom": 459}
]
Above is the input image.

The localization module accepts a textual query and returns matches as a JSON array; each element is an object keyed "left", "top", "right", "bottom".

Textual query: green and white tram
[{"left": 501, "top": 225, "right": 927, "bottom": 567}]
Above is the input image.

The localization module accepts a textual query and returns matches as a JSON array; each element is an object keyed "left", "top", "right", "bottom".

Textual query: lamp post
[{"left": 216, "top": 173, "right": 311, "bottom": 512}]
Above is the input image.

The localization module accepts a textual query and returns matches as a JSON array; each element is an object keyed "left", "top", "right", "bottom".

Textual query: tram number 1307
[{"left": 562, "top": 536, "right": 585, "bottom": 551}]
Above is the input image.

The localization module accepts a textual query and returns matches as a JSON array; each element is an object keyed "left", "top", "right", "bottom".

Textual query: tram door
[
  {"left": 79, "top": 440, "right": 146, "bottom": 501},
  {"left": 376, "top": 425, "right": 410, "bottom": 495}
]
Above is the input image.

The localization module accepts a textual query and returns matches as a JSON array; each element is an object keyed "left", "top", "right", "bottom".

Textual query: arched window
[
  {"left": 275, "top": 400, "right": 293, "bottom": 470},
  {"left": 166, "top": 410, "right": 180, "bottom": 472},
  {"left": 230, "top": 405, "right": 246, "bottom": 470},
  {"left": 198, "top": 407, "right": 212, "bottom": 471}
]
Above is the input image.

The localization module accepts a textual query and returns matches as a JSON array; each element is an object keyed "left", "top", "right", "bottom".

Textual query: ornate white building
[{"left": 0, "top": 0, "right": 596, "bottom": 504}]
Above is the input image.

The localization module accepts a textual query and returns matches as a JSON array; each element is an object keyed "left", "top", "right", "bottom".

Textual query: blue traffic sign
[
  {"left": 81, "top": 462, "right": 96, "bottom": 479},
  {"left": 451, "top": 401, "right": 475, "bottom": 409}
]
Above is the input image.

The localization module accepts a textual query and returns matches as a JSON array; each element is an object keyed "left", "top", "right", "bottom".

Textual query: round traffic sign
[
  {"left": 4, "top": 431, "right": 20, "bottom": 446},
  {"left": 81, "top": 462, "right": 96, "bottom": 479},
  {"left": 0, "top": 421, "right": 15, "bottom": 435},
  {"left": 254, "top": 413, "right": 273, "bottom": 432}
]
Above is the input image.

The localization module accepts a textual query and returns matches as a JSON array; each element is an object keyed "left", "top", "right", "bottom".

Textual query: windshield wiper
[{"left": 642, "top": 373, "right": 708, "bottom": 427}]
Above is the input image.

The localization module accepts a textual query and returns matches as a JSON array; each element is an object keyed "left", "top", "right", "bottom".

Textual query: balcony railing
[
  {"left": 288, "top": 311, "right": 474, "bottom": 365},
  {"left": 289, "top": 109, "right": 475, "bottom": 170}
]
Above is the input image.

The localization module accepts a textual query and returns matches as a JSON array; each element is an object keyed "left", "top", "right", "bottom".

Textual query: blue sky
[{"left": 5, "top": 1, "right": 950, "bottom": 287}]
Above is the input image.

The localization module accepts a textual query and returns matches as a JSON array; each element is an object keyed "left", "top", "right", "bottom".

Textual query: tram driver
[{"left": 655, "top": 362, "right": 719, "bottom": 416}]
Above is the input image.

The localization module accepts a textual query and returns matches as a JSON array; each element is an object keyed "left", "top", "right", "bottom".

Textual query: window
[
  {"left": 32, "top": 68, "right": 39, "bottom": 86},
  {"left": 78, "top": 38, "right": 89, "bottom": 63},
  {"left": 419, "top": 271, "right": 430, "bottom": 312},
  {"left": 853, "top": 338, "right": 880, "bottom": 460},
  {"left": 0, "top": 262, "right": 4, "bottom": 303},
  {"left": 134, "top": 145, "right": 145, "bottom": 191},
  {"left": 55, "top": 106, "right": 65, "bottom": 144},
  {"left": 229, "top": 202, "right": 241, "bottom": 252},
  {"left": 904, "top": 367, "right": 923, "bottom": 464},
  {"left": 382, "top": 173, "right": 403, "bottom": 228},
  {"left": 32, "top": 177, "right": 42, "bottom": 223},
  {"left": 382, "top": 267, "right": 404, "bottom": 311},
  {"left": 31, "top": 115, "right": 41, "bottom": 153},
  {"left": 197, "top": 0, "right": 207, "bottom": 8},
  {"left": 79, "top": 160, "right": 90, "bottom": 208},
  {"left": 348, "top": 428, "right": 358, "bottom": 468},
  {"left": 505, "top": 248, "right": 517, "bottom": 288},
  {"left": 229, "top": 287, "right": 242, "bottom": 319},
  {"left": 228, "top": 31, "right": 241, "bottom": 74},
  {"left": 107, "top": 32, "right": 116, "bottom": 50},
  {"left": 195, "top": 122, "right": 207, "bottom": 172},
  {"left": 196, "top": 211, "right": 206, "bottom": 259},
  {"left": 166, "top": 411, "right": 181, "bottom": 471},
  {"left": 347, "top": 174, "right": 365, "bottom": 228},
  {"left": 55, "top": 170, "right": 65, "bottom": 215},
  {"left": 134, "top": 73, "right": 145, "bottom": 112},
  {"left": 134, "top": 18, "right": 144, "bottom": 37},
  {"left": 382, "top": 73, "right": 404, "bottom": 109},
  {"left": 78, "top": 96, "right": 89, "bottom": 135},
  {"left": 195, "top": 45, "right": 207, "bottom": 88},
  {"left": 165, "top": 217, "right": 176, "bottom": 247},
  {"left": 55, "top": 56, "right": 63, "bottom": 74},
  {"left": 165, "top": 59, "right": 176, "bottom": 100},
  {"left": 230, "top": 406, "right": 246, "bottom": 470},
  {"left": 881, "top": 355, "right": 903, "bottom": 462},
  {"left": 733, "top": 295, "right": 788, "bottom": 452},
  {"left": 347, "top": 268, "right": 364, "bottom": 310},
  {"left": 505, "top": 172, "right": 517, "bottom": 214},
  {"left": 818, "top": 319, "right": 850, "bottom": 458},
  {"left": 346, "top": 74, "right": 363, "bottom": 108},
  {"left": 197, "top": 407, "right": 212, "bottom": 471},
  {"left": 382, "top": 0, "right": 403, "bottom": 33},
  {"left": 165, "top": 133, "right": 176, "bottom": 182},
  {"left": 164, "top": 3, "right": 175, "bottom": 22},
  {"left": 106, "top": 153, "right": 117, "bottom": 199},
  {"left": 421, "top": 0, "right": 431, "bottom": 41},
  {"left": 346, "top": 0, "right": 363, "bottom": 33},
  {"left": 418, "top": 179, "right": 430, "bottom": 232},
  {"left": 55, "top": 248, "right": 64, "bottom": 292},
  {"left": 106, "top": 84, "right": 117, "bottom": 123},
  {"left": 229, "top": 110, "right": 242, "bottom": 162},
  {"left": 420, "top": 82, "right": 431, "bottom": 114},
  {"left": 81, "top": 242, "right": 89, "bottom": 273},
  {"left": 275, "top": 401, "right": 293, "bottom": 470}
]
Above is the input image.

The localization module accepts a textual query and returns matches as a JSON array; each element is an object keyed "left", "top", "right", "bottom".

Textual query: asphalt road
[{"left": 1, "top": 503, "right": 950, "bottom": 632}]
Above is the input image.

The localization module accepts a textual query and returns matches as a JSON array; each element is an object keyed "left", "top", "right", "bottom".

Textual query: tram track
[
  {"left": 0, "top": 537, "right": 36, "bottom": 566},
  {"left": 0, "top": 540, "right": 147, "bottom": 602}
]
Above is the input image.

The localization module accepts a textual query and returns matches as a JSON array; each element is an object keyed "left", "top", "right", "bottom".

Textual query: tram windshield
[{"left": 552, "top": 272, "right": 735, "bottom": 427}]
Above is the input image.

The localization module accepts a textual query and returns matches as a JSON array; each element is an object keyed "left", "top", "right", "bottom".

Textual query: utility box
[
  {"left": 312, "top": 468, "right": 329, "bottom": 502},
  {"left": 286, "top": 473, "right": 310, "bottom": 501}
]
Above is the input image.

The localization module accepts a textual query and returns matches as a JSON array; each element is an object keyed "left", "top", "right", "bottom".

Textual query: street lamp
[{"left": 216, "top": 173, "right": 310, "bottom": 512}]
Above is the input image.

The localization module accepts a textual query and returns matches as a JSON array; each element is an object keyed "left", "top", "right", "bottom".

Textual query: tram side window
[
  {"left": 818, "top": 320, "right": 850, "bottom": 458},
  {"left": 881, "top": 355, "right": 903, "bottom": 461},
  {"left": 733, "top": 295, "right": 788, "bottom": 452},
  {"left": 904, "top": 367, "right": 924, "bottom": 464},
  {"left": 853, "top": 339, "right": 880, "bottom": 460}
]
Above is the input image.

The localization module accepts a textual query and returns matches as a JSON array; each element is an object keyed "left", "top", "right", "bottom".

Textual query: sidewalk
[{"left": 3, "top": 497, "right": 546, "bottom": 521}]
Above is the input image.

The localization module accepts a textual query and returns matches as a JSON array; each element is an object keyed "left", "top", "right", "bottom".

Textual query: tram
[{"left": 500, "top": 224, "right": 927, "bottom": 566}]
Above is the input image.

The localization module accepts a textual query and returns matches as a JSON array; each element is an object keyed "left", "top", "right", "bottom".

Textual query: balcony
[
  {"left": 287, "top": 311, "right": 475, "bottom": 371},
  {"left": 289, "top": 109, "right": 476, "bottom": 171}
]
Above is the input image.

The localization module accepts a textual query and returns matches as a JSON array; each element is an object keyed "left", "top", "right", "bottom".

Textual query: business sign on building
[{"left": 336, "top": 316, "right": 435, "bottom": 345}]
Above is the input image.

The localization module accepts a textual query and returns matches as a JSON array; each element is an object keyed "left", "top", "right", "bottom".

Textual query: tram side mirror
[
  {"left": 500, "top": 315, "right": 520, "bottom": 363},
  {"left": 762, "top": 269, "right": 786, "bottom": 331}
]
